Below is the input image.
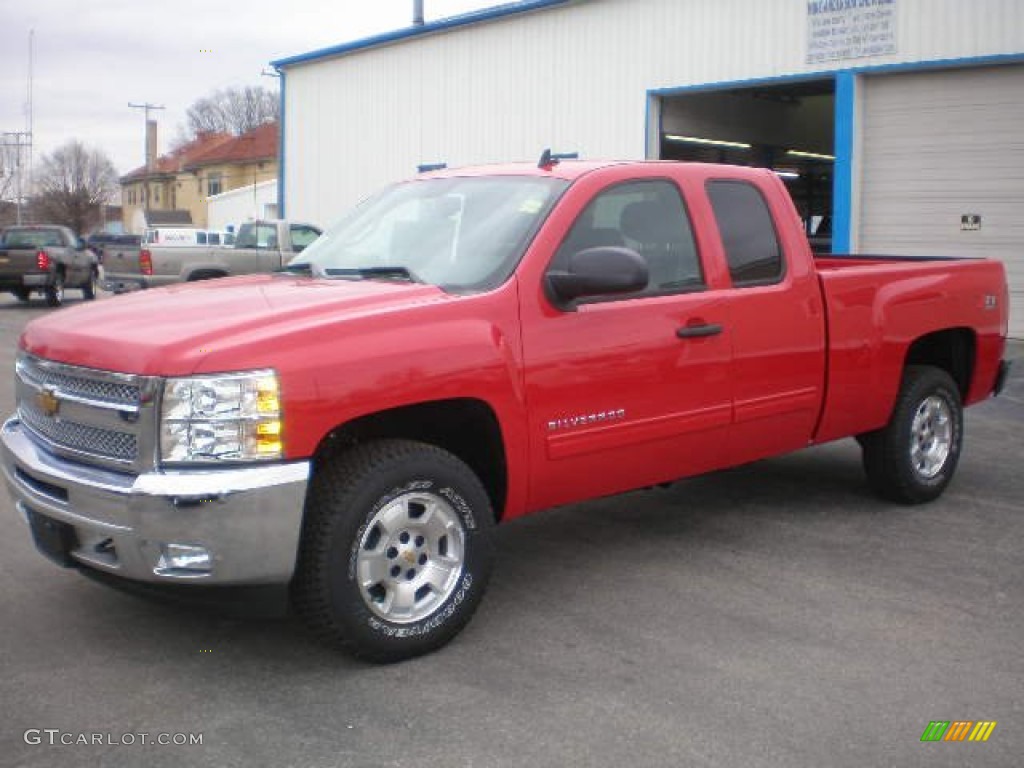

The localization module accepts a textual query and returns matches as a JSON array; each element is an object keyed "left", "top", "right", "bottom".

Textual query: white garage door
[{"left": 859, "top": 64, "right": 1024, "bottom": 338}]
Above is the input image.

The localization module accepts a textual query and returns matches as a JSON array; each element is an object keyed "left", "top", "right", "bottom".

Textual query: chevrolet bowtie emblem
[{"left": 36, "top": 388, "right": 60, "bottom": 417}]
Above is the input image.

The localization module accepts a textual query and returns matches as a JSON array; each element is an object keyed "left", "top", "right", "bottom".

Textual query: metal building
[{"left": 272, "top": 0, "right": 1024, "bottom": 337}]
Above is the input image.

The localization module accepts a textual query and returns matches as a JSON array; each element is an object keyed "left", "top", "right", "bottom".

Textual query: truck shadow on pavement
[{"left": 46, "top": 441, "right": 879, "bottom": 671}]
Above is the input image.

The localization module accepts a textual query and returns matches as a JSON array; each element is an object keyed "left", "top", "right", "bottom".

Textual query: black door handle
[{"left": 676, "top": 323, "right": 723, "bottom": 339}]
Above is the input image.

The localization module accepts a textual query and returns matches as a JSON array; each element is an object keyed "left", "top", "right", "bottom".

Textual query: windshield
[{"left": 289, "top": 176, "right": 569, "bottom": 292}]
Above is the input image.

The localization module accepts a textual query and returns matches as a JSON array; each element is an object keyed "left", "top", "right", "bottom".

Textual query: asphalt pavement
[{"left": 0, "top": 291, "right": 1021, "bottom": 768}]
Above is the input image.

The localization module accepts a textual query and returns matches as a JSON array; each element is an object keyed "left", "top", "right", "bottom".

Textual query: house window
[
  {"left": 207, "top": 172, "right": 223, "bottom": 197},
  {"left": 154, "top": 185, "right": 160, "bottom": 204}
]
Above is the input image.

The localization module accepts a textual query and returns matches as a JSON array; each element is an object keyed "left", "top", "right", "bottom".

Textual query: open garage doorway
[{"left": 656, "top": 79, "right": 835, "bottom": 252}]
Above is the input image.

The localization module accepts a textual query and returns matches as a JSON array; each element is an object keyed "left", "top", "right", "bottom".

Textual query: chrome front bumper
[{"left": 1, "top": 417, "right": 310, "bottom": 585}]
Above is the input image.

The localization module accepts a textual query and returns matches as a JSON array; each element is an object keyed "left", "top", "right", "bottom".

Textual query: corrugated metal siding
[
  {"left": 282, "top": 0, "right": 1024, "bottom": 227},
  {"left": 859, "top": 65, "right": 1024, "bottom": 337}
]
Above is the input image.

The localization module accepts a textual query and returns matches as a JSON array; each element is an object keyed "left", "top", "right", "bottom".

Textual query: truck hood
[{"left": 20, "top": 274, "right": 451, "bottom": 376}]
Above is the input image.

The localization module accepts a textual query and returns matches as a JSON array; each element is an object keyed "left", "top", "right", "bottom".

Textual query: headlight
[{"left": 160, "top": 370, "right": 282, "bottom": 464}]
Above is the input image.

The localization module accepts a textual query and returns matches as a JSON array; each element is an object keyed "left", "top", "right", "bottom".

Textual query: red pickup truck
[{"left": 1, "top": 160, "right": 1010, "bottom": 662}]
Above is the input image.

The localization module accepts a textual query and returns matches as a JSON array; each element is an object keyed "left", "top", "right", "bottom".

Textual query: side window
[
  {"left": 552, "top": 180, "right": 703, "bottom": 300},
  {"left": 289, "top": 225, "right": 321, "bottom": 253},
  {"left": 197, "top": 232, "right": 208, "bottom": 245},
  {"left": 706, "top": 180, "right": 783, "bottom": 286}
]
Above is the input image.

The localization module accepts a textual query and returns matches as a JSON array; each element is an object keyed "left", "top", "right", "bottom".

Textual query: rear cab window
[
  {"left": 289, "top": 225, "right": 321, "bottom": 253},
  {"left": 706, "top": 180, "right": 784, "bottom": 287}
]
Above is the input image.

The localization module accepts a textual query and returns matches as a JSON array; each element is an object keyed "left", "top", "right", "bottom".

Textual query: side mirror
[
  {"left": 75, "top": 238, "right": 87, "bottom": 252},
  {"left": 546, "top": 246, "right": 648, "bottom": 307}
]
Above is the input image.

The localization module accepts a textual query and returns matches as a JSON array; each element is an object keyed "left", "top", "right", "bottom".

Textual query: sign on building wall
[{"left": 807, "top": 0, "right": 897, "bottom": 64}]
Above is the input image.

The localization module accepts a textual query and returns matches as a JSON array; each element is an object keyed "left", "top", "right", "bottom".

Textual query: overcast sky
[{"left": 0, "top": 0, "right": 496, "bottom": 177}]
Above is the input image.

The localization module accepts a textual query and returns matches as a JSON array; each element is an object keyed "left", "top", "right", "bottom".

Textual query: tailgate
[
  {"left": 102, "top": 246, "right": 143, "bottom": 278},
  {"left": 0, "top": 247, "right": 43, "bottom": 278}
]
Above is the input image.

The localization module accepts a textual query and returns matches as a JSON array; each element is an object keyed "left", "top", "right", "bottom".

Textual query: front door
[{"left": 519, "top": 174, "right": 733, "bottom": 511}]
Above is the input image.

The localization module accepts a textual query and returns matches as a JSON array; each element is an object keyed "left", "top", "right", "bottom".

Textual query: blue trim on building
[
  {"left": 271, "top": 0, "right": 574, "bottom": 69},
  {"left": 646, "top": 51, "right": 1024, "bottom": 254},
  {"left": 649, "top": 70, "right": 837, "bottom": 98},
  {"left": 643, "top": 95, "right": 651, "bottom": 159},
  {"left": 832, "top": 72, "right": 855, "bottom": 254},
  {"left": 842, "top": 50, "right": 1024, "bottom": 76},
  {"left": 647, "top": 52, "right": 1024, "bottom": 100},
  {"left": 277, "top": 72, "right": 286, "bottom": 219}
]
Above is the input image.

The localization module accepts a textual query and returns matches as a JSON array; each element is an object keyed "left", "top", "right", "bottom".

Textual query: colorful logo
[{"left": 921, "top": 721, "right": 997, "bottom": 742}]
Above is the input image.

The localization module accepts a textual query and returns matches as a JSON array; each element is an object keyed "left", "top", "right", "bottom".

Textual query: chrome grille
[
  {"left": 17, "top": 357, "right": 139, "bottom": 406},
  {"left": 15, "top": 354, "right": 155, "bottom": 470},
  {"left": 20, "top": 401, "right": 137, "bottom": 462}
]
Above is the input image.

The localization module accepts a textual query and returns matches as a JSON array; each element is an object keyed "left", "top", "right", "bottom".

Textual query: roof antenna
[{"left": 538, "top": 148, "right": 579, "bottom": 169}]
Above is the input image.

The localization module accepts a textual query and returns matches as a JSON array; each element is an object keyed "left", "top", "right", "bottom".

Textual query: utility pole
[
  {"left": 26, "top": 30, "right": 33, "bottom": 214},
  {"left": 128, "top": 102, "right": 165, "bottom": 217},
  {"left": 2, "top": 132, "right": 32, "bottom": 224}
]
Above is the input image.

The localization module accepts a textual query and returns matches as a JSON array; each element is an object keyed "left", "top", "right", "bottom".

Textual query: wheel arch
[
  {"left": 311, "top": 398, "right": 509, "bottom": 521},
  {"left": 903, "top": 327, "right": 976, "bottom": 400},
  {"left": 186, "top": 269, "right": 228, "bottom": 281}
]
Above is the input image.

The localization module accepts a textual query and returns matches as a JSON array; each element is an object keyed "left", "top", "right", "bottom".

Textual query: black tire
[
  {"left": 861, "top": 365, "right": 963, "bottom": 504},
  {"left": 292, "top": 439, "right": 495, "bottom": 663},
  {"left": 187, "top": 271, "right": 226, "bottom": 282},
  {"left": 82, "top": 269, "right": 98, "bottom": 300},
  {"left": 44, "top": 271, "right": 65, "bottom": 308},
  {"left": 12, "top": 288, "right": 31, "bottom": 303}
]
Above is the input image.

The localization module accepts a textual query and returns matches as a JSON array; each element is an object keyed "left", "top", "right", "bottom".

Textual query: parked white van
[{"left": 143, "top": 228, "right": 235, "bottom": 247}]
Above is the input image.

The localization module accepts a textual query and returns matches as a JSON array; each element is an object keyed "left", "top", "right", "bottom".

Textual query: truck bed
[{"left": 814, "top": 253, "right": 1007, "bottom": 443}]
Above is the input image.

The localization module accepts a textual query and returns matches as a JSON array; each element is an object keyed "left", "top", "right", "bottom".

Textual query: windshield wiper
[
  {"left": 282, "top": 262, "right": 312, "bottom": 273},
  {"left": 324, "top": 266, "right": 421, "bottom": 283}
]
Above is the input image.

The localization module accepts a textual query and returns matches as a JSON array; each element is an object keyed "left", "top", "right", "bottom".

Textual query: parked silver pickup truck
[
  {"left": 0, "top": 225, "right": 99, "bottom": 306},
  {"left": 103, "top": 219, "right": 321, "bottom": 292}
]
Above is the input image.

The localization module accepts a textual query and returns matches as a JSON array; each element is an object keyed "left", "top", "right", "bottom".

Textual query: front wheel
[
  {"left": 82, "top": 269, "right": 98, "bottom": 300},
  {"left": 861, "top": 365, "right": 963, "bottom": 504},
  {"left": 292, "top": 440, "right": 495, "bottom": 662}
]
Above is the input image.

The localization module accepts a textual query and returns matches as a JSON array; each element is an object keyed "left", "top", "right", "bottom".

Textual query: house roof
[
  {"left": 271, "top": 0, "right": 576, "bottom": 70},
  {"left": 184, "top": 122, "right": 278, "bottom": 169},
  {"left": 121, "top": 131, "right": 233, "bottom": 182}
]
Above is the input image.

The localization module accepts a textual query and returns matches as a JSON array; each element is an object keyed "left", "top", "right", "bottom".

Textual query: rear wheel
[
  {"left": 861, "top": 365, "right": 963, "bottom": 504},
  {"left": 12, "top": 288, "right": 30, "bottom": 303},
  {"left": 44, "top": 271, "right": 65, "bottom": 307},
  {"left": 82, "top": 269, "right": 98, "bottom": 300},
  {"left": 187, "top": 271, "right": 227, "bottom": 282},
  {"left": 292, "top": 440, "right": 495, "bottom": 663}
]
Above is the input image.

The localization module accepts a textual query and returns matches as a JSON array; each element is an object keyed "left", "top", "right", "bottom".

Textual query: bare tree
[
  {"left": 184, "top": 85, "right": 279, "bottom": 139},
  {"left": 32, "top": 141, "right": 117, "bottom": 233}
]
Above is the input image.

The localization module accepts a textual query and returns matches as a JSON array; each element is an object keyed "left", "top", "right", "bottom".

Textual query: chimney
[
  {"left": 145, "top": 119, "right": 158, "bottom": 171},
  {"left": 413, "top": 0, "right": 424, "bottom": 26}
]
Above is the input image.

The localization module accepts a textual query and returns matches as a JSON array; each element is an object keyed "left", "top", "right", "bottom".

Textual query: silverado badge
[{"left": 36, "top": 388, "right": 60, "bottom": 418}]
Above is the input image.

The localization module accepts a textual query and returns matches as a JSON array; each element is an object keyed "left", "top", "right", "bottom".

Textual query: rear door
[
  {"left": 520, "top": 169, "right": 733, "bottom": 510},
  {"left": 288, "top": 224, "right": 322, "bottom": 261},
  {"left": 62, "top": 229, "right": 92, "bottom": 284},
  {"left": 699, "top": 170, "right": 827, "bottom": 464},
  {"left": 229, "top": 222, "right": 279, "bottom": 274}
]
